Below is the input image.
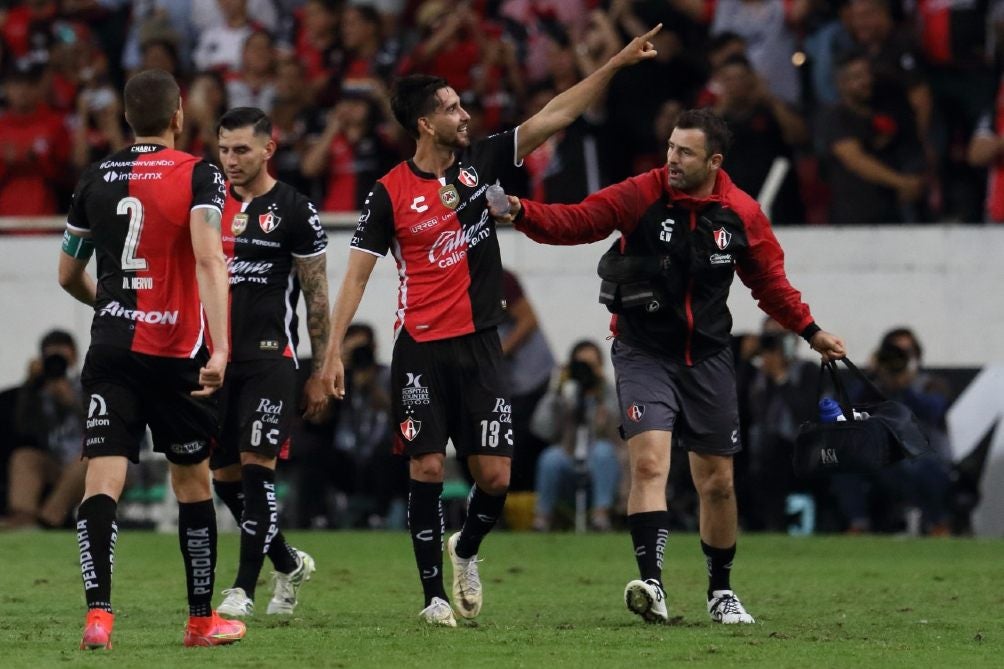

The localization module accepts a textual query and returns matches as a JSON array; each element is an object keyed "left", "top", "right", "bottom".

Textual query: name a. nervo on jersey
[
  {"left": 351, "top": 130, "right": 521, "bottom": 342},
  {"left": 220, "top": 180, "right": 327, "bottom": 363},
  {"left": 67, "top": 143, "right": 227, "bottom": 358}
]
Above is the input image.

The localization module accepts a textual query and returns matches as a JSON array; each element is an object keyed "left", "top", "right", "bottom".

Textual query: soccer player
[
  {"left": 59, "top": 69, "right": 244, "bottom": 649},
  {"left": 211, "top": 107, "right": 329, "bottom": 617},
  {"left": 320, "top": 26, "right": 664, "bottom": 626},
  {"left": 495, "top": 108, "right": 846, "bottom": 625}
]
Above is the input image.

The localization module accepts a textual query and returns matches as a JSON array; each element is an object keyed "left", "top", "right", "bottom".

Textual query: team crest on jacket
[
  {"left": 259, "top": 212, "right": 281, "bottom": 233},
  {"left": 713, "top": 227, "right": 732, "bottom": 250},
  {"left": 627, "top": 403, "right": 645, "bottom": 422},
  {"left": 458, "top": 166, "right": 478, "bottom": 188},
  {"left": 231, "top": 213, "right": 248, "bottom": 236},
  {"left": 439, "top": 184, "right": 460, "bottom": 209},
  {"left": 400, "top": 416, "right": 422, "bottom": 441}
]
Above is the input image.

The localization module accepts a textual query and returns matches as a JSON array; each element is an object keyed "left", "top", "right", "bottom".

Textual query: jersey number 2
[{"left": 118, "top": 196, "right": 148, "bottom": 271}]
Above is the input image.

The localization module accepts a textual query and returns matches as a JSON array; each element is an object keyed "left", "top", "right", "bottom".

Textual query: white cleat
[
  {"left": 419, "top": 597, "right": 457, "bottom": 627},
  {"left": 708, "top": 589, "right": 755, "bottom": 624},
  {"left": 217, "top": 587, "right": 254, "bottom": 617},
  {"left": 624, "top": 578, "right": 669, "bottom": 624},
  {"left": 446, "top": 531, "right": 482, "bottom": 619},
  {"left": 267, "top": 549, "right": 316, "bottom": 615}
]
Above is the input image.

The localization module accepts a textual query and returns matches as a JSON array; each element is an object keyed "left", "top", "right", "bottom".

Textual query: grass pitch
[{"left": 0, "top": 531, "right": 1000, "bottom": 668}]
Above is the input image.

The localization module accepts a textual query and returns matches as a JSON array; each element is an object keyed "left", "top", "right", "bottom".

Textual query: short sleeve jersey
[
  {"left": 350, "top": 130, "right": 520, "bottom": 342},
  {"left": 66, "top": 143, "right": 226, "bottom": 358},
  {"left": 220, "top": 180, "right": 327, "bottom": 363}
]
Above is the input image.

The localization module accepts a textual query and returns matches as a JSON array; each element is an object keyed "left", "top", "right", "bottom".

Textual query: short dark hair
[
  {"left": 835, "top": 47, "right": 869, "bottom": 72},
  {"left": 879, "top": 327, "right": 922, "bottom": 361},
  {"left": 570, "top": 339, "right": 603, "bottom": 365},
  {"left": 345, "top": 322, "right": 375, "bottom": 345},
  {"left": 390, "top": 74, "right": 449, "bottom": 139},
  {"left": 716, "top": 53, "right": 753, "bottom": 73},
  {"left": 123, "top": 68, "right": 180, "bottom": 136},
  {"left": 216, "top": 106, "right": 272, "bottom": 138},
  {"left": 40, "top": 328, "right": 76, "bottom": 353},
  {"left": 674, "top": 108, "right": 733, "bottom": 158}
]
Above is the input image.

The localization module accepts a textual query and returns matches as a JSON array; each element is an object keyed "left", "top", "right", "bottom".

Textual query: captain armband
[{"left": 61, "top": 230, "right": 94, "bottom": 259}]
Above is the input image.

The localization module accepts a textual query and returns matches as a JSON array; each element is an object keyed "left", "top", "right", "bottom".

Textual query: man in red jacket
[{"left": 497, "top": 108, "right": 846, "bottom": 625}]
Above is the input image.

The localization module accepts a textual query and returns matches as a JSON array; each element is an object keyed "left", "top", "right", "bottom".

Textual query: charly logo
[
  {"left": 714, "top": 227, "right": 732, "bottom": 250},
  {"left": 232, "top": 213, "right": 248, "bottom": 236},
  {"left": 402, "top": 373, "right": 430, "bottom": 405},
  {"left": 410, "top": 195, "right": 428, "bottom": 214},
  {"left": 439, "top": 184, "right": 460, "bottom": 209},
  {"left": 627, "top": 403, "right": 645, "bottom": 422},
  {"left": 458, "top": 165, "right": 478, "bottom": 188},
  {"left": 259, "top": 211, "right": 281, "bottom": 233},
  {"left": 87, "top": 394, "right": 110, "bottom": 429},
  {"left": 400, "top": 416, "right": 422, "bottom": 441}
]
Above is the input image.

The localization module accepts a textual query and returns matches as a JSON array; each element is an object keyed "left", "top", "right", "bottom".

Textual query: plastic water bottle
[
  {"left": 818, "top": 397, "right": 846, "bottom": 423},
  {"left": 485, "top": 184, "right": 509, "bottom": 216}
]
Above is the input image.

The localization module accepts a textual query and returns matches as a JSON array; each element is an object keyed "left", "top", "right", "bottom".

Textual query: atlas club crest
[
  {"left": 400, "top": 416, "right": 422, "bottom": 441},
  {"left": 458, "top": 165, "right": 478, "bottom": 188},
  {"left": 627, "top": 403, "right": 646, "bottom": 422},
  {"left": 713, "top": 227, "right": 732, "bottom": 250},
  {"left": 259, "top": 211, "right": 281, "bottom": 233}
]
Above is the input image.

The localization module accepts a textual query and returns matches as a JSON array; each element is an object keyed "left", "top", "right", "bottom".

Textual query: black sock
[
  {"left": 76, "top": 494, "right": 118, "bottom": 613},
  {"left": 628, "top": 511, "right": 670, "bottom": 584},
  {"left": 178, "top": 499, "right": 217, "bottom": 618},
  {"left": 408, "top": 479, "right": 447, "bottom": 606},
  {"left": 233, "top": 465, "right": 279, "bottom": 598},
  {"left": 455, "top": 485, "right": 507, "bottom": 559},
  {"left": 702, "top": 541, "right": 736, "bottom": 597},
  {"left": 214, "top": 477, "right": 298, "bottom": 574}
]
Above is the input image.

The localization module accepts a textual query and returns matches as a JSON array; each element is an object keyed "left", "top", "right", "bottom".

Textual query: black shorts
[
  {"left": 210, "top": 358, "right": 296, "bottom": 470},
  {"left": 80, "top": 345, "right": 218, "bottom": 465},
  {"left": 391, "top": 327, "right": 513, "bottom": 459},
  {"left": 611, "top": 339, "right": 741, "bottom": 455}
]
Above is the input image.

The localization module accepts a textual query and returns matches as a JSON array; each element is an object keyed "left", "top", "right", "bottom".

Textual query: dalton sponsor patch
[{"left": 627, "top": 403, "right": 646, "bottom": 422}]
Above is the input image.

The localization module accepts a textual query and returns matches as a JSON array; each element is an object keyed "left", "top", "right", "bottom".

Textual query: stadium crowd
[{"left": 1, "top": 0, "right": 1004, "bottom": 224}]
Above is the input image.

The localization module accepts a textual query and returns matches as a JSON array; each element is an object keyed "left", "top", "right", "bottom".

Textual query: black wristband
[{"left": 800, "top": 322, "right": 821, "bottom": 343}]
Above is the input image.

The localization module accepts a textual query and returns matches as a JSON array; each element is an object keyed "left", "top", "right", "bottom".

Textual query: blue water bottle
[{"left": 818, "top": 397, "right": 845, "bottom": 423}]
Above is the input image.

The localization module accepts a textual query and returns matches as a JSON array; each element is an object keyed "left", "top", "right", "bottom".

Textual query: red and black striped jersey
[
  {"left": 350, "top": 130, "right": 519, "bottom": 342},
  {"left": 220, "top": 180, "right": 327, "bottom": 364},
  {"left": 66, "top": 143, "right": 226, "bottom": 358}
]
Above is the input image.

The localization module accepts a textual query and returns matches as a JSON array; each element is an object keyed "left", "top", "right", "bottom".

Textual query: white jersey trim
[
  {"left": 350, "top": 246, "right": 384, "bottom": 258},
  {"left": 283, "top": 270, "right": 299, "bottom": 369},
  {"left": 191, "top": 204, "right": 223, "bottom": 214},
  {"left": 291, "top": 247, "right": 327, "bottom": 259},
  {"left": 65, "top": 222, "right": 92, "bottom": 237},
  {"left": 512, "top": 126, "right": 524, "bottom": 168}
]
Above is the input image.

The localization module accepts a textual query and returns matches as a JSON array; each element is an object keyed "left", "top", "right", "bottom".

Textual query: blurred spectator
[
  {"left": 397, "top": 1, "right": 482, "bottom": 93},
  {"left": 632, "top": 98, "right": 684, "bottom": 172},
  {"left": 338, "top": 3, "right": 398, "bottom": 88},
  {"left": 0, "top": 60, "right": 70, "bottom": 215},
  {"left": 817, "top": 51, "right": 925, "bottom": 224},
  {"left": 468, "top": 20, "right": 525, "bottom": 134},
  {"left": 0, "top": 329, "right": 86, "bottom": 530},
  {"left": 805, "top": 0, "right": 856, "bottom": 107},
  {"left": 178, "top": 70, "right": 229, "bottom": 164},
  {"left": 121, "top": 3, "right": 196, "bottom": 75},
  {"left": 968, "top": 76, "right": 1004, "bottom": 222},
  {"left": 271, "top": 56, "right": 324, "bottom": 197},
  {"left": 138, "top": 36, "right": 183, "bottom": 80},
  {"left": 530, "top": 340, "right": 621, "bottom": 532},
  {"left": 831, "top": 327, "right": 953, "bottom": 535},
  {"left": 225, "top": 30, "right": 278, "bottom": 113},
  {"left": 300, "top": 88, "right": 396, "bottom": 212},
  {"left": 192, "top": 0, "right": 280, "bottom": 37},
  {"left": 70, "top": 66, "right": 127, "bottom": 170},
  {"left": 192, "top": 0, "right": 257, "bottom": 73},
  {"left": 1, "top": 0, "right": 58, "bottom": 60},
  {"left": 713, "top": 54, "right": 806, "bottom": 224},
  {"left": 737, "top": 319, "right": 818, "bottom": 531},
  {"left": 710, "top": 0, "right": 808, "bottom": 107},
  {"left": 499, "top": 269, "right": 555, "bottom": 493},
  {"left": 696, "top": 31, "right": 748, "bottom": 108},
  {"left": 292, "top": 0, "right": 343, "bottom": 100},
  {"left": 499, "top": 0, "right": 589, "bottom": 85}
]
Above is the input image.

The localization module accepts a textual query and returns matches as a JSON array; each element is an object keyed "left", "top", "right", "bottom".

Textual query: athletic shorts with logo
[
  {"left": 210, "top": 358, "right": 296, "bottom": 469},
  {"left": 612, "top": 339, "right": 741, "bottom": 455},
  {"left": 392, "top": 327, "right": 514, "bottom": 458},
  {"left": 80, "top": 345, "right": 218, "bottom": 465}
]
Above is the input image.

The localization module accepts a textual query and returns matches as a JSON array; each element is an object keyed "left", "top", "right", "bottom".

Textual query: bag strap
[
  {"left": 815, "top": 361, "right": 851, "bottom": 418},
  {"left": 838, "top": 357, "right": 890, "bottom": 402}
]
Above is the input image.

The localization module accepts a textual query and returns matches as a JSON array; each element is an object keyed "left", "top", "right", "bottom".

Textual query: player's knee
[
  {"left": 410, "top": 455, "right": 445, "bottom": 481},
  {"left": 695, "top": 471, "right": 734, "bottom": 504},
  {"left": 631, "top": 454, "right": 667, "bottom": 486},
  {"left": 479, "top": 469, "right": 510, "bottom": 496},
  {"left": 170, "top": 462, "right": 212, "bottom": 502}
]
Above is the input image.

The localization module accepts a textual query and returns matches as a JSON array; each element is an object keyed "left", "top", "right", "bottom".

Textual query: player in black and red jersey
[
  {"left": 320, "top": 26, "right": 664, "bottom": 626},
  {"left": 210, "top": 107, "right": 329, "bottom": 619},
  {"left": 58, "top": 69, "right": 244, "bottom": 649}
]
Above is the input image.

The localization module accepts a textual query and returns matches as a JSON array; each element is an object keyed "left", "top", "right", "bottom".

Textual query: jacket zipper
[{"left": 684, "top": 209, "right": 698, "bottom": 366}]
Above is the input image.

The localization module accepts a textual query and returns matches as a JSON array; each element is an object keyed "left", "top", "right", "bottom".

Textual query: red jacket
[
  {"left": 0, "top": 105, "right": 70, "bottom": 216},
  {"left": 517, "top": 166, "right": 817, "bottom": 365}
]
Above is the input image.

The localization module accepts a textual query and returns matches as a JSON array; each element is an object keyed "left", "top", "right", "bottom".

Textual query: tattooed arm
[{"left": 294, "top": 252, "right": 331, "bottom": 421}]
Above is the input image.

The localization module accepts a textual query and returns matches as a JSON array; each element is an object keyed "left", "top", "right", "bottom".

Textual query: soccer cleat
[
  {"left": 446, "top": 531, "right": 482, "bottom": 619},
  {"left": 79, "top": 609, "right": 114, "bottom": 650},
  {"left": 624, "top": 578, "right": 669, "bottom": 624},
  {"left": 266, "top": 549, "right": 315, "bottom": 615},
  {"left": 418, "top": 597, "right": 457, "bottom": 627},
  {"left": 217, "top": 587, "right": 254, "bottom": 617},
  {"left": 708, "top": 589, "right": 755, "bottom": 624},
  {"left": 183, "top": 612, "right": 246, "bottom": 647}
]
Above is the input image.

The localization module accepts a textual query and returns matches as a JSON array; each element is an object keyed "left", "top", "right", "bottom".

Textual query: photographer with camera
[
  {"left": 1, "top": 329, "right": 87, "bottom": 529},
  {"left": 529, "top": 340, "right": 622, "bottom": 532}
]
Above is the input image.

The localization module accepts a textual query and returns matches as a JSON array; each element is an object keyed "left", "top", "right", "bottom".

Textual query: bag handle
[
  {"left": 816, "top": 361, "right": 852, "bottom": 419},
  {"left": 837, "top": 357, "right": 890, "bottom": 402}
]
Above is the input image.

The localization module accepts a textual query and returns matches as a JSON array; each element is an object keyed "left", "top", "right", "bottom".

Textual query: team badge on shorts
[
  {"left": 439, "top": 184, "right": 460, "bottom": 209},
  {"left": 259, "top": 211, "right": 281, "bottom": 233},
  {"left": 232, "top": 213, "right": 248, "bottom": 236},
  {"left": 458, "top": 166, "right": 478, "bottom": 188},
  {"left": 627, "top": 403, "right": 646, "bottom": 422},
  {"left": 713, "top": 227, "right": 732, "bottom": 250},
  {"left": 400, "top": 416, "right": 422, "bottom": 441}
]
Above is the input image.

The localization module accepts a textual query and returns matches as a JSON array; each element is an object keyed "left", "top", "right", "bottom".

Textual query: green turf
[{"left": 0, "top": 531, "right": 1000, "bottom": 668}]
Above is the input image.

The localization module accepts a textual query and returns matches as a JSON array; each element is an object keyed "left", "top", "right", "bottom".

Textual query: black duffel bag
[{"left": 793, "top": 358, "right": 931, "bottom": 478}]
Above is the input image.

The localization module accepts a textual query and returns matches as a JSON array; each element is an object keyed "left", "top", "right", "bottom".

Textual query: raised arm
[
  {"left": 294, "top": 252, "right": 331, "bottom": 421},
  {"left": 515, "top": 24, "right": 661, "bottom": 161},
  {"left": 321, "top": 249, "right": 379, "bottom": 399},
  {"left": 190, "top": 206, "right": 230, "bottom": 396}
]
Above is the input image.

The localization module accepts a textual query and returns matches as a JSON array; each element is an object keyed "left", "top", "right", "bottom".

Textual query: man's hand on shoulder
[{"left": 809, "top": 331, "right": 847, "bottom": 363}]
